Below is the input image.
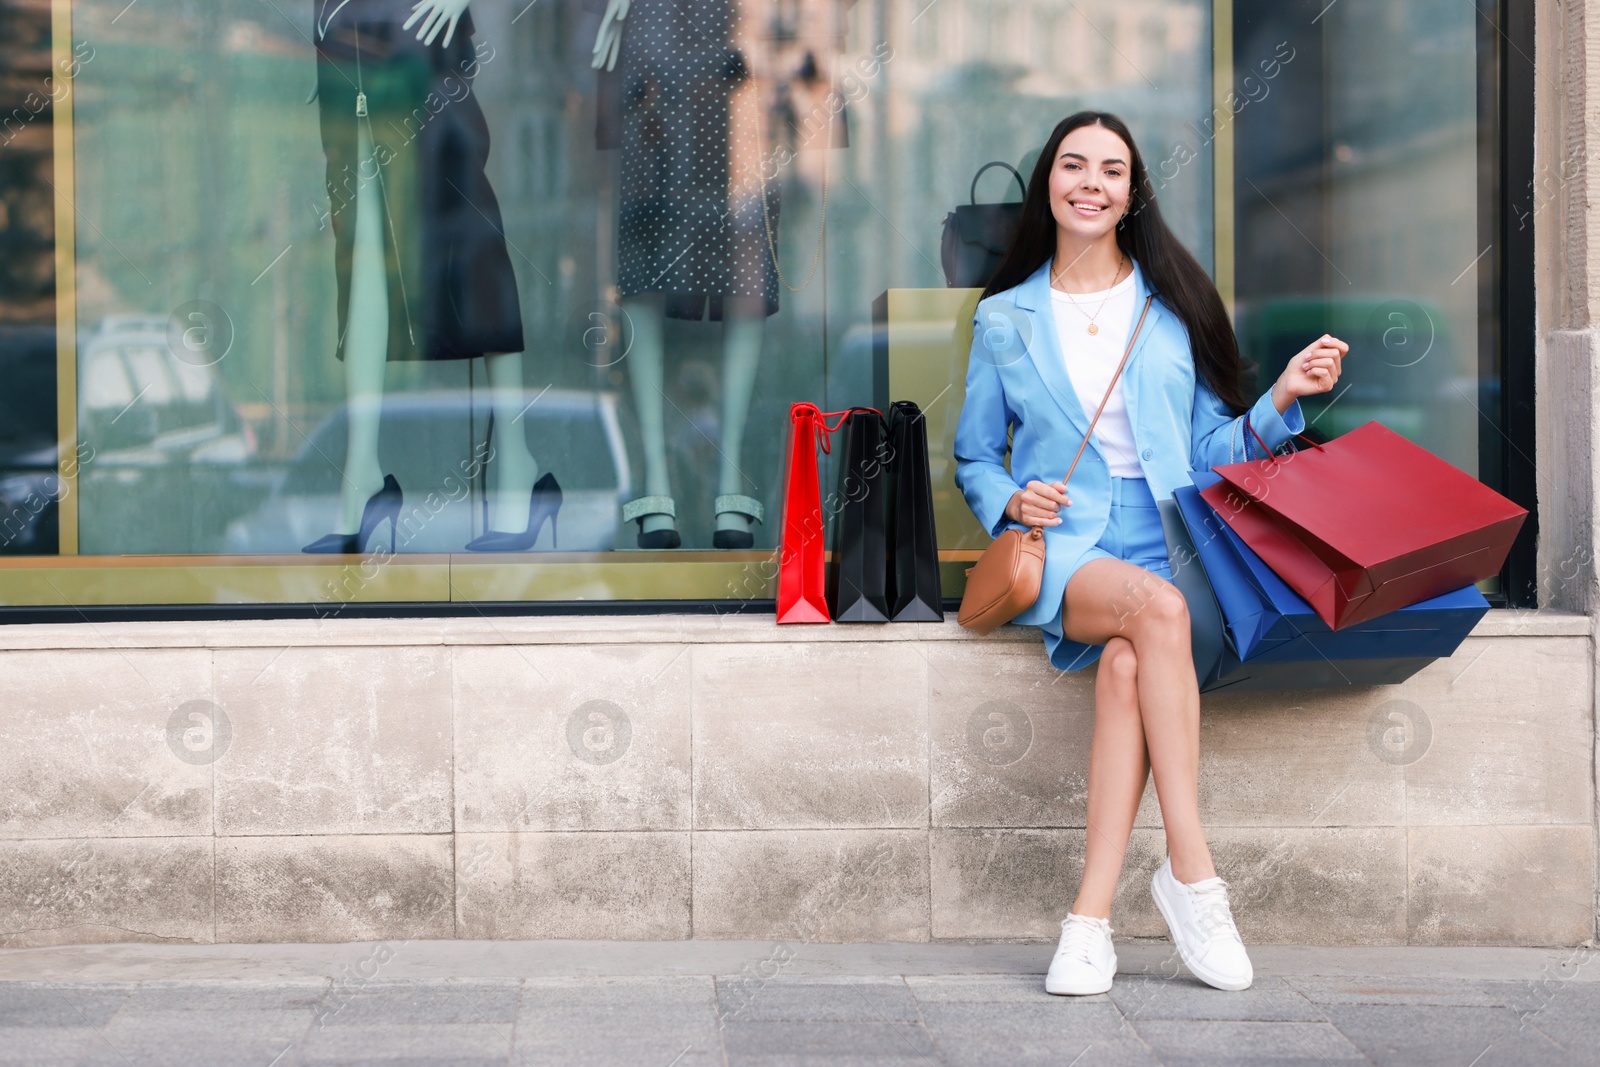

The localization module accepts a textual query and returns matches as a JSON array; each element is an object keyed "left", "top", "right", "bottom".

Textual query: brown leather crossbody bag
[{"left": 957, "top": 294, "right": 1155, "bottom": 635}]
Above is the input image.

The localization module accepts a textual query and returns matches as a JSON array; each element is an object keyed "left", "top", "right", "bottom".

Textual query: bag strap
[{"left": 1059, "top": 294, "right": 1155, "bottom": 485}]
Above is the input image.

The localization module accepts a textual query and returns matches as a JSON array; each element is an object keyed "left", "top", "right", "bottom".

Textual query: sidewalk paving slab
[{"left": 0, "top": 940, "right": 1596, "bottom": 1066}]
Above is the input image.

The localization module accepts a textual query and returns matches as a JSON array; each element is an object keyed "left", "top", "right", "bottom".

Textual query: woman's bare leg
[
  {"left": 1062, "top": 557, "right": 1215, "bottom": 885},
  {"left": 1071, "top": 635, "right": 1149, "bottom": 919}
]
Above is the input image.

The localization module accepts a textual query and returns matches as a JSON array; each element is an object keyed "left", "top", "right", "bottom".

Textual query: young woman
[{"left": 953, "top": 112, "right": 1347, "bottom": 995}]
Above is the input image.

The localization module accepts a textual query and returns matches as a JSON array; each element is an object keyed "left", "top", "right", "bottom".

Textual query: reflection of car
[
  {"left": 80, "top": 315, "right": 257, "bottom": 462},
  {"left": 0, "top": 324, "right": 61, "bottom": 555},
  {"left": 223, "top": 390, "right": 630, "bottom": 554},
  {"left": 77, "top": 315, "right": 261, "bottom": 554}
]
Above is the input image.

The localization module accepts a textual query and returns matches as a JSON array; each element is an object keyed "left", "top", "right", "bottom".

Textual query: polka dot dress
[{"left": 615, "top": 0, "right": 781, "bottom": 321}]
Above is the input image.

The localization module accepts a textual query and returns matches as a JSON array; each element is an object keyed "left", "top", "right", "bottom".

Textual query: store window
[{"left": 0, "top": 0, "right": 1527, "bottom": 611}]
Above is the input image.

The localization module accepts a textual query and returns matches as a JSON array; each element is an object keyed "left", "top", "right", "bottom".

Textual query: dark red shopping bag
[
  {"left": 1199, "top": 420, "right": 1526, "bottom": 630},
  {"left": 777, "top": 403, "right": 850, "bottom": 624}
]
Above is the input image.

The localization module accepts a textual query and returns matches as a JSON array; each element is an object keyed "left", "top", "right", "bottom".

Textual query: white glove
[
  {"left": 592, "top": 0, "right": 630, "bottom": 71},
  {"left": 404, "top": 0, "right": 470, "bottom": 48}
]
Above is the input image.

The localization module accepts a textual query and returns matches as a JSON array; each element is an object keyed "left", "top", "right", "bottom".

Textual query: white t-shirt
[{"left": 1051, "top": 271, "right": 1143, "bottom": 478}]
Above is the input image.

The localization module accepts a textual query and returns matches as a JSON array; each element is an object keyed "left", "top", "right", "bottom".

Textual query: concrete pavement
[{"left": 0, "top": 940, "right": 1596, "bottom": 1065}]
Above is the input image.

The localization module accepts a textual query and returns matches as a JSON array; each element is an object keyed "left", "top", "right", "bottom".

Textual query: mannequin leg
[
  {"left": 334, "top": 119, "right": 390, "bottom": 534},
  {"left": 482, "top": 351, "right": 540, "bottom": 531},
  {"left": 621, "top": 293, "right": 675, "bottom": 536},
  {"left": 715, "top": 298, "right": 765, "bottom": 536}
]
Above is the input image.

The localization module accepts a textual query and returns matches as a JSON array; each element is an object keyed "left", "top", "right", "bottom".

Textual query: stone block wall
[{"left": 0, "top": 613, "right": 1592, "bottom": 948}]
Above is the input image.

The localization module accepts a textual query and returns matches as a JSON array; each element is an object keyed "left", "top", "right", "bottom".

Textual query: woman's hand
[
  {"left": 404, "top": 0, "right": 469, "bottom": 47},
  {"left": 592, "top": 0, "right": 631, "bottom": 71},
  {"left": 1006, "top": 480, "right": 1071, "bottom": 528},
  {"left": 1271, "top": 333, "right": 1349, "bottom": 413}
]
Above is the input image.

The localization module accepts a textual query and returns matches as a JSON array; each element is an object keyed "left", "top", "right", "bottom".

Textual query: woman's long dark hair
[{"left": 982, "top": 111, "right": 1251, "bottom": 413}]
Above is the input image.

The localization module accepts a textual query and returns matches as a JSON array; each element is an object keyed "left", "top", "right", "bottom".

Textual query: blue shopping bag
[
  {"left": 1174, "top": 472, "right": 1488, "bottom": 666},
  {"left": 1160, "top": 494, "right": 1438, "bottom": 693}
]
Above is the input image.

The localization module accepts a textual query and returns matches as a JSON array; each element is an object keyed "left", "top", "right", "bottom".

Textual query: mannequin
[
  {"left": 306, "top": 0, "right": 557, "bottom": 554},
  {"left": 592, "top": 0, "right": 776, "bottom": 549}
]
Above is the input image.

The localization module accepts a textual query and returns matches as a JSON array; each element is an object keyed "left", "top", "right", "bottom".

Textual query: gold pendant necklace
[{"left": 1053, "top": 254, "right": 1127, "bottom": 334}]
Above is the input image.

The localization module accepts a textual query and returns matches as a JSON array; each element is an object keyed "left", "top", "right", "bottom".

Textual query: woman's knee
[
  {"left": 1098, "top": 636, "right": 1139, "bottom": 693},
  {"left": 1139, "top": 582, "right": 1189, "bottom": 631}
]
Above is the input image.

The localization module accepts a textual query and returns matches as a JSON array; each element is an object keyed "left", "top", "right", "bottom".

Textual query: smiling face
[{"left": 1047, "top": 122, "right": 1134, "bottom": 243}]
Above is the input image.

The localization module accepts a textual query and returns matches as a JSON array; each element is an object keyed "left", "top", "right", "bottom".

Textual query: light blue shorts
[{"left": 1043, "top": 476, "right": 1174, "bottom": 672}]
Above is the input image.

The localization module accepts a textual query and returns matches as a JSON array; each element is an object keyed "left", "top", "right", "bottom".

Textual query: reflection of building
[
  {"left": 824, "top": 0, "right": 1212, "bottom": 411},
  {"left": 1234, "top": 0, "right": 1480, "bottom": 474},
  {"left": 0, "top": 0, "right": 58, "bottom": 326},
  {"left": 68, "top": 2, "right": 336, "bottom": 473},
  {"left": 887, "top": 0, "right": 1204, "bottom": 97},
  {"left": 892, "top": 0, "right": 1208, "bottom": 274}
]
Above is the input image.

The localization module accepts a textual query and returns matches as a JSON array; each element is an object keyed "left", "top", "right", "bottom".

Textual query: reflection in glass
[
  {"left": 12, "top": 0, "right": 1504, "bottom": 604},
  {"left": 304, "top": 0, "right": 538, "bottom": 556},
  {"left": 1234, "top": 0, "right": 1483, "bottom": 477},
  {"left": 595, "top": 0, "right": 851, "bottom": 550}
]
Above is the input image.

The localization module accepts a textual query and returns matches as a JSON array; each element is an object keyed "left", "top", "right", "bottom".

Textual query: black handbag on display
[
  {"left": 827, "top": 409, "right": 891, "bottom": 623},
  {"left": 886, "top": 401, "right": 944, "bottom": 621},
  {"left": 940, "top": 162, "right": 1027, "bottom": 289}
]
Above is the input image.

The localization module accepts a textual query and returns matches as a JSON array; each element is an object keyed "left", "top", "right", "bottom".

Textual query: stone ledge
[
  {"left": 1470, "top": 609, "right": 1593, "bottom": 637},
  {"left": 0, "top": 608, "right": 1586, "bottom": 650},
  {"left": 4, "top": 824, "right": 1592, "bottom": 948},
  {"left": 0, "top": 608, "right": 1590, "bottom": 947}
]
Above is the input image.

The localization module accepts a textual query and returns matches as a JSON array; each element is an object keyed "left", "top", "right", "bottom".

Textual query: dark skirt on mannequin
[
  {"left": 315, "top": 0, "right": 524, "bottom": 360},
  {"left": 597, "top": 0, "right": 781, "bottom": 322}
]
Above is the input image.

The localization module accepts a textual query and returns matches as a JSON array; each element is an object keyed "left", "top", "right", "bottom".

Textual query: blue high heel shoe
[
  {"left": 303, "top": 474, "right": 403, "bottom": 554},
  {"left": 464, "top": 472, "right": 563, "bottom": 552}
]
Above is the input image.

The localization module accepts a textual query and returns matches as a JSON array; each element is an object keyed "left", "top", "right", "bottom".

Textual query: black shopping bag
[
  {"left": 827, "top": 409, "right": 890, "bottom": 622},
  {"left": 886, "top": 401, "right": 945, "bottom": 621}
]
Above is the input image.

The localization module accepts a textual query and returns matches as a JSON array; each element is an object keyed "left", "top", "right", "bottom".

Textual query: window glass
[
  {"left": 1233, "top": 0, "right": 1486, "bottom": 478},
  {"left": 0, "top": 0, "right": 1510, "bottom": 605},
  {"left": 50, "top": 0, "right": 1214, "bottom": 575}
]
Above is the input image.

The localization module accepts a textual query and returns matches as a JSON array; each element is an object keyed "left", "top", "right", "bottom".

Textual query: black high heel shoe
[
  {"left": 464, "top": 472, "right": 562, "bottom": 552},
  {"left": 303, "top": 474, "right": 403, "bottom": 554}
]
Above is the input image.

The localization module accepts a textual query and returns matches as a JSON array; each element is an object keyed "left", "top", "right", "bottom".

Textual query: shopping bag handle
[
  {"left": 1245, "top": 413, "right": 1327, "bottom": 462},
  {"left": 791, "top": 403, "right": 883, "bottom": 456}
]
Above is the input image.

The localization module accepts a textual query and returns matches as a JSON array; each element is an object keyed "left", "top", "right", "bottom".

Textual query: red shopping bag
[
  {"left": 777, "top": 403, "right": 851, "bottom": 624},
  {"left": 1199, "top": 420, "right": 1526, "bottom": 630}
]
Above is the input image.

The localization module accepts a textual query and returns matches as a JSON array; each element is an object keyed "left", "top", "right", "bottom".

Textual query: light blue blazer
[{"left": 953, "top": 259, "right": 1304, "bottom": 669}]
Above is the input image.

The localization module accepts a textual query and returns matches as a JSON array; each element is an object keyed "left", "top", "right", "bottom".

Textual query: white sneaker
[
  {"left": 1044, "top": 913, "right": 1117, "bottom": 995},
  {"left": 1150, "top": 858, "right": 1254, "bottom": 991}
]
